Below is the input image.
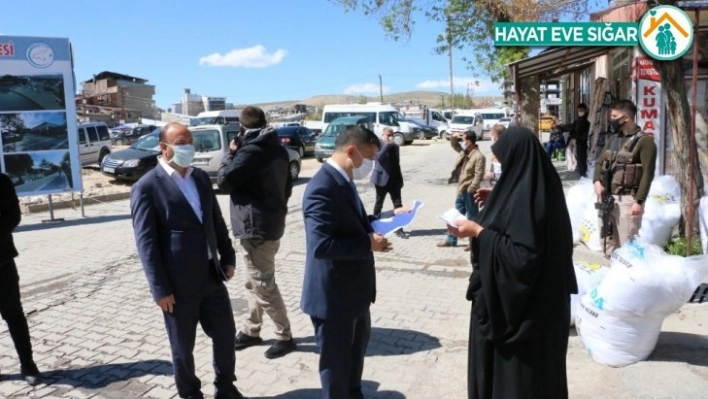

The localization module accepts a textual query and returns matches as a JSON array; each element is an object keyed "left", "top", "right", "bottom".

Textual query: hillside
[{"left": 237, "top": 91, "right": 506, "bottom": 110}]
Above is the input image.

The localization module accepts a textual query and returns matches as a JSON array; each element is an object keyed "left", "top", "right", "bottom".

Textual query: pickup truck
[{"left": 303, "top": 120, "right": 324, "bottom": 134}]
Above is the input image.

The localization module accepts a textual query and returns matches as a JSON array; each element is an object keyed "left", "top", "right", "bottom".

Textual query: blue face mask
[{"left": 168, "top": 144, "right": 195, "bottom": 168}]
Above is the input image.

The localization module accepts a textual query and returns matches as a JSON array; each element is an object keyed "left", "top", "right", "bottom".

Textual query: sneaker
[
  {"left": 395, "top": 229, "right": 410, "bottom": 239},
  {"left": 234, "top": 332, "right": 263, "bottom": 351},
  {"left": 20, "top": 363, "right": 41, "bottom": 386},
  {"left": 264, "top": 339, "right": 296, "bottom": 359},
  {"left": 437, "top": 241, "right": 455, "bottom": 248}
]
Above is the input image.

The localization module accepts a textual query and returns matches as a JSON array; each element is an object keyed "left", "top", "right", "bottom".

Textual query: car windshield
[
  {"left": 451, "top": 116, "right": 474, "bottom": 124},
  {"left": 131, "top": 134, "right": 160, "bottom": 151},
  {"left": 322, "top": 123, "right": 352, "bottom": 137},
  {"left": 192, "top": 130, "right": 222, "bottom": 152},
  {"left": 481, "top": 113, "right": 506, "bottom": 120},
  {"left": 191, "top": 117, "right": 218, "bottom": 126}
]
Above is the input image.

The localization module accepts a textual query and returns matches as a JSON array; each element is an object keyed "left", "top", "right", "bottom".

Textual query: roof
[
  {"left": 83, "top": 71, "right": 148, "bottom": 84},
  {"left": 507, "top": 47, "right": 611, "bottom": 80}
]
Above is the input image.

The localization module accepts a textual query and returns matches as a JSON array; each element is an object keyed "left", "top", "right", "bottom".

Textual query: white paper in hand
[{"left": 438, "top": 208, "right": 466, "bottom": 227}]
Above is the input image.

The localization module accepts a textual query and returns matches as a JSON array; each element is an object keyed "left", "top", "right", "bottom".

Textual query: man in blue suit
[
  {"left": 302, "top": 125, "right": 406, "bottom": 399},
  {"left": 370, "top": 127, "right": 409, "bottom": 239},
  {"left": 131, "top": 123, "right": 244, "bottom": 399}
]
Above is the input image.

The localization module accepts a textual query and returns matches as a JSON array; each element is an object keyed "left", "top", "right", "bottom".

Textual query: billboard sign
[{"left": 0, "top": 36, "right": 82, "bottom": 196}]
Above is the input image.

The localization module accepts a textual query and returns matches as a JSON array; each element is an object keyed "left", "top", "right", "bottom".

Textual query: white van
[
  {"left": 472, "top": 108, "right": 509, "bottom": 133},
  {"left": 77, "top": 122, "right": 112, "bottom": 166},
  {"left": 321, "top": 103, "right": 422, "bottom": 145},
  {"left": 191, "top": 110, "right": 240, "bottom": 126}
]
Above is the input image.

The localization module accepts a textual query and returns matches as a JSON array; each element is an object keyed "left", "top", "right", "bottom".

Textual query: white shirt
[
  {"left": 159, "top": 157, "right": 203, "bottom": 223},
  {"left": 327, "top": 158, "right": 351, "bottom": 182}
]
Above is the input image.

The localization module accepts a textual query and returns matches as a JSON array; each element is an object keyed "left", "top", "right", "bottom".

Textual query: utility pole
[
  {"left": 378, "top": 74, "right": 384, "bottom": 103},
  {"left": 447, "top": 17, "right": 454, "bottom": 114}
]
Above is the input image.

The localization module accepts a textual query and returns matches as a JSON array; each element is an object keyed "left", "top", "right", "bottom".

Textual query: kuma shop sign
[{"left": 494, "top": 5, "right": 694, "bottom": 61}]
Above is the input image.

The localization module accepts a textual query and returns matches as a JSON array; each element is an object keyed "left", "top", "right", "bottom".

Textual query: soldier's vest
[{"left": 601, "top": 130, "right": 646, "bottom": 195}]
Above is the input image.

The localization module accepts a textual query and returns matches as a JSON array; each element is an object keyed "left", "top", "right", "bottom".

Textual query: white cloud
[
  {"left": 343, "top": 83, "right": 391, "bottom": 95},
  {"left": 198, "top": 45, "right": 286, "bottom": 68},
  {"left": 416, "top": 77, "right": 502, "bottom": 95}
]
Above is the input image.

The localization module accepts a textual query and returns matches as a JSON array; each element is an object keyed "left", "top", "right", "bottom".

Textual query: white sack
[
  {"left": 570, "top": 261, "right": 609, "bottom": 327},
  {"left": 638, "top": 175, "right": 681, "bottom": 247},
  {"left": 565, "top": 178, "right": 595, "bottom": 244},
  {"left": 576, "top": 239, "right": 708, "bottom": 367},
  {"left": 700, "top": 196, "right": 708, "bottom": 254},
  {"left": 579, "top": 202, "right": 602, "bottom": 252}
]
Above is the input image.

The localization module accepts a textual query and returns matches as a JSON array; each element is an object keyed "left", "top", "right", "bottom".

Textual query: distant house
[{"left": 78, "top": 71, "right": 156, "bottom": 124}]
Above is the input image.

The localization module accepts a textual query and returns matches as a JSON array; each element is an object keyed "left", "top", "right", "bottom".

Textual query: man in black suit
[
  {"left": 0, "top": 173, "right": 42, "bottom": 385},
  {"left": 370, "top": 127, "right": 409, "bottom": 239},
  {"left": 302, "top": 125, "right": 408, "bottom": 399},
  {"left": 130, "top": 123, "right": 243, "bottom": 399}
]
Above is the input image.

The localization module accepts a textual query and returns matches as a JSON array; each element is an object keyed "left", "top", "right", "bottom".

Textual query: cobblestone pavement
[{"left": 2, "top": 138, "right": 706, "bottom": 399}]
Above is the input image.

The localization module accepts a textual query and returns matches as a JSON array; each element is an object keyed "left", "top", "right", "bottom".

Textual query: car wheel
[
  {"left": 317, "top": 158, "right": 323, "bottom": 163},
  {"left": 393, "top": 133, "right": 405, "bottom": 146},
  {"left": 442, "top": 131, "right": 451, "bottom": 140},
  {"left": 98, "top": 149, "right": 109, "bottom": 165},
  {"left": 298, "top": 145, "right": 305, "bottom": 158},
  {"left": 289, "top": 161, "right": 300, "bottom": 180}
]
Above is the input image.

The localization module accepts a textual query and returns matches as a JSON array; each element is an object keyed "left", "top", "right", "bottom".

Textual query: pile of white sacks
[{"left": 564, "top": 176, "right": 708, "bottom": 367}]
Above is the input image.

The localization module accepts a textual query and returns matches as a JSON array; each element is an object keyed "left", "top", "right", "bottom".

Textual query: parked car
[
  {"left": 498, "top": 117, "right": 512, "bottom": 128},
  {"left": 276, "top": 126, "right": 317, "bottom": 157},
  {"left": 100, "top": 131, "right": 160, "bottom": 181},
  {"left": 77, "top": 122, "right": 112, "bottom": 166},
  {"left": 407, "top": 119, "right": 437, "bottom": 140},
  {"left": 448, "top": 114, "right": 484, "bottom": 140},
  {"left": 112, "top": 124, "right": 156, "bottom": 146},
  {"left": 315, "top": 116, "right": 374, "bottom": 163}
]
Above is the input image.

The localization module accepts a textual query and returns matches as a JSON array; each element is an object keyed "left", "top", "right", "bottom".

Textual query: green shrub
[{"left": 664, "top": 236, "right": 704, "bottom": 256}]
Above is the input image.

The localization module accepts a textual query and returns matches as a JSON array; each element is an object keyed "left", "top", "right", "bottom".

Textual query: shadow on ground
[
  {"left": 647, "top": 332, "right": 708, "bottom": 367},
  {"left": 250, "top": 379, "right": 406, "bottom": 398},
  {"left": 15, "top": 214, "right": 131, "bottom": 233},
  {"left": 293, "top": 327, "right": 442, "bottom": 357}
]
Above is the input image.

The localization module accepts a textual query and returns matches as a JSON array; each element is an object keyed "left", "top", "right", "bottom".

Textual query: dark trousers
[
  {"left": 373, "top": 184, "right": 403, "bottom": 217},
  {"left": 447, "top": 192, "right": 478, "bottom": 245},
  {"left": 576, "top": 141, "right": 588, "bottom": 177},
  {"left": 163, "top": 272, "right": 237, "bottom": 398},
  {"left": 0, "top": 260, "right": 34, "bottom": 367},
  {"left": 312, "top": 311, "right": 371, "bottom": 399},
  {"left": 544, "top": 141, "right": 564, "bottom": 157}
]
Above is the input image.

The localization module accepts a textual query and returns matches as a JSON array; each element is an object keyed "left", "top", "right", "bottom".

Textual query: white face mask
[
  {"left": 167, "top": 144, "right": 195, "bottom": 168},
  {"left": 460, "top": 141, "right": 468, "bottom": 150},
  {"left": 578, "top": 112, "right": 585, "bottom": 117},
  {"left": 352, "top": 149, "right": 375, "bottom": 181}
]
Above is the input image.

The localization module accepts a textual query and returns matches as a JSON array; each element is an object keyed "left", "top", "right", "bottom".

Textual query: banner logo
[
  {"left": 26, "top": 43, "right": 54, "bottom": 68},
  {"left": 638, "top": 5, "right": 693, "bottom": 61}
]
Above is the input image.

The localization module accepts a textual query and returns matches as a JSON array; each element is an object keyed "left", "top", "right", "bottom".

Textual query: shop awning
[{"left": 508, "top": 47, "right": 612, "bottom": 80}]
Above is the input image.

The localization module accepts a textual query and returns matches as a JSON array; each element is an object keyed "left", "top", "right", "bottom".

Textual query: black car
[
  {"left": 101, "top": 131, "right": 161, "bottom": 181},
  {"left": 111, "top": 125, "right": 156, "bottom": 146},
  {"left": 276, "top": 126, "right": 317, "bottom": 157}
]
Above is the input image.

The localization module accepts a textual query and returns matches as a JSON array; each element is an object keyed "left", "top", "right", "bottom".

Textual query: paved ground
[{"left": 1, "top": 138, "right": 706, "bottom": 399}]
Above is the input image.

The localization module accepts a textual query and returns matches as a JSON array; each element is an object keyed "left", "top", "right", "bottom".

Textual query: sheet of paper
[
  {"left": 438, "top": 208, "right": 466, "bottom": 227},
  {"left": 370, "top": 200, "right": 424, "bottom": 237}
]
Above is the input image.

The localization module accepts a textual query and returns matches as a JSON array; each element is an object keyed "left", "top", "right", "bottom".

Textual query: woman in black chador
[{"left": 449, "top": 126, "right": 578, "bottom": 399}]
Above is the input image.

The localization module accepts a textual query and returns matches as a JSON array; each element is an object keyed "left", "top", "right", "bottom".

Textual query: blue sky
[
  {"left": 3, "top": 0, "right": 605, "bottom": 109},
  {"left": 20, "top": 112, "right": 67, "bottom": 129}
]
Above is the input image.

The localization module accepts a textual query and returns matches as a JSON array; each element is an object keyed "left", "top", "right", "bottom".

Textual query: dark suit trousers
[
  {"left": 163, "top": 265, "right": 237, "bottom": 398},
  {"left": 312, "top": 311, "right": 371, "bottom": 399},
  {"left": 0, "top": 260, "right": 34, "bottom": 367},
  {"left": 575, "top": 141, "right": 588, "bottom": 177},
  {"left": 373, "top": 185, "right": 403, "bottom": 217}
]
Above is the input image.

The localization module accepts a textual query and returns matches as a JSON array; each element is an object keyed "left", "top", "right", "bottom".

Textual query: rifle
[{"left": 595, "top": 161, "right": 615, "bottom": 254}]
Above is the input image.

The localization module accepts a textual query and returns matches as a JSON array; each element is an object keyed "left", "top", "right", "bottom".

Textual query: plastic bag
[
  {"left": 638, "top": 175, "right": 681, "bottom": 246},
  {"left": 700, "top": 196, "right": 708, "bottom": 254},
  {"left": 566, "top": 178, "right": 595, "bottom": 244},
  {"left": 579, "top": 201, "right": 602, "bottom": 252},
  {"left": 570, "top": 261, "right": 609, "bottom": 327},
  {"left": 576, "top": 239, "right": 708, "bottom": 367}
]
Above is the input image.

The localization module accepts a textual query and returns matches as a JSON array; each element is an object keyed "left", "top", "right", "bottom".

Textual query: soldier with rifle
[{"left": 593, "top": 100, "right": 657, "bottom": 260}]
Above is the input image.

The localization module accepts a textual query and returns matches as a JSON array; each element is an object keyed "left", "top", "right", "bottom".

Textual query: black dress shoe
[
  {"left": 395, "top": 229, "right": 410, "bottom": 239},
  {"left": 20, "top": 364, "right": 41, "bottom": 386},
  {"left": 234, "top": 332, "right": 263, "bottom": 351},
  {"left": 215, "top": 387, "right": 246, "bottom": 399},
  {"left": 264, "top": 339, "right": 296, "bottom": 359}
]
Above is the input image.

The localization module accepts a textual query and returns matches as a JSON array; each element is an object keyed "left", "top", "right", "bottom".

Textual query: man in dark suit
[
  {"left": 302, "top": 125, "right": 407, "bottom": 399},
  {"left": 370, "top": 127, "right": 409, "bottom": 239},
  {"left": 130, "top": 123, "right": 243, "bottom": 399},
  {"left": 0, "top": 173, "right": 41, "bottom": 386}
]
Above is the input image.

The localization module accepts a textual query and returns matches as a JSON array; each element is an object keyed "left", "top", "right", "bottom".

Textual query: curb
[{"left": 20, "top": 191, "right": 131, "bottom": 214}]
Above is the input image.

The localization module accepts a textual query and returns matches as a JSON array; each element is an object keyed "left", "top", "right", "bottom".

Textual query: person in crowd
[
  {"left": 439, "top": 130, "right": 486, "bottom": 250},
  {"left": 0, "top": 173, "right": 42, "bottom": 386},
  {"left": 371, "top": 127, "right": 409, "bottom": 239},
  {"left": 449, "top": 126, "right": 577, "bottom": 399},
  {"left": 593, "top": 99, "right": 657, "bottom": 259},
  {"left": 557, "top": 103, "right": 590, "bottom": 177},
  {"left": 544, "top": 121, "right": 566, "bottom": 159},
  {"left": 301, "top": 125, "right": 409, "bottom": 399},
  {"left": 131, "top": 123, "right": 243, "bottom": 399},
  {"left": 484, "top": 124, "right": 505, "bottom": 187},
  {"left": 217, "top": 106, "right": 296, "bottom": 359}
]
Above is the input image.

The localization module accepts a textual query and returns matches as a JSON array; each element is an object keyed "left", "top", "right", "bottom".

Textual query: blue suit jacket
[
  {"left": 130, "top": 165, "right": 236, "bottom": 301},
  {"left": 370, "top": 141, "right": 403, "bottom": 189},
  {"left": 301, "top": 163, "right": 376, "bottom": 321}
]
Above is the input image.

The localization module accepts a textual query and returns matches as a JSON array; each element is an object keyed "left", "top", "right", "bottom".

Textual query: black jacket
[
  {"left": 559, "top": 115, "right": 590, "bottom": 144},
  {"left": 217, "top": 127, "right": 293, "bottom": 240},
  {"left": 0, "top": 173, "right": 21, "bottom": 265},
  {"left": 370, "top": 140, "right": 403, "bottom": 189}
]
